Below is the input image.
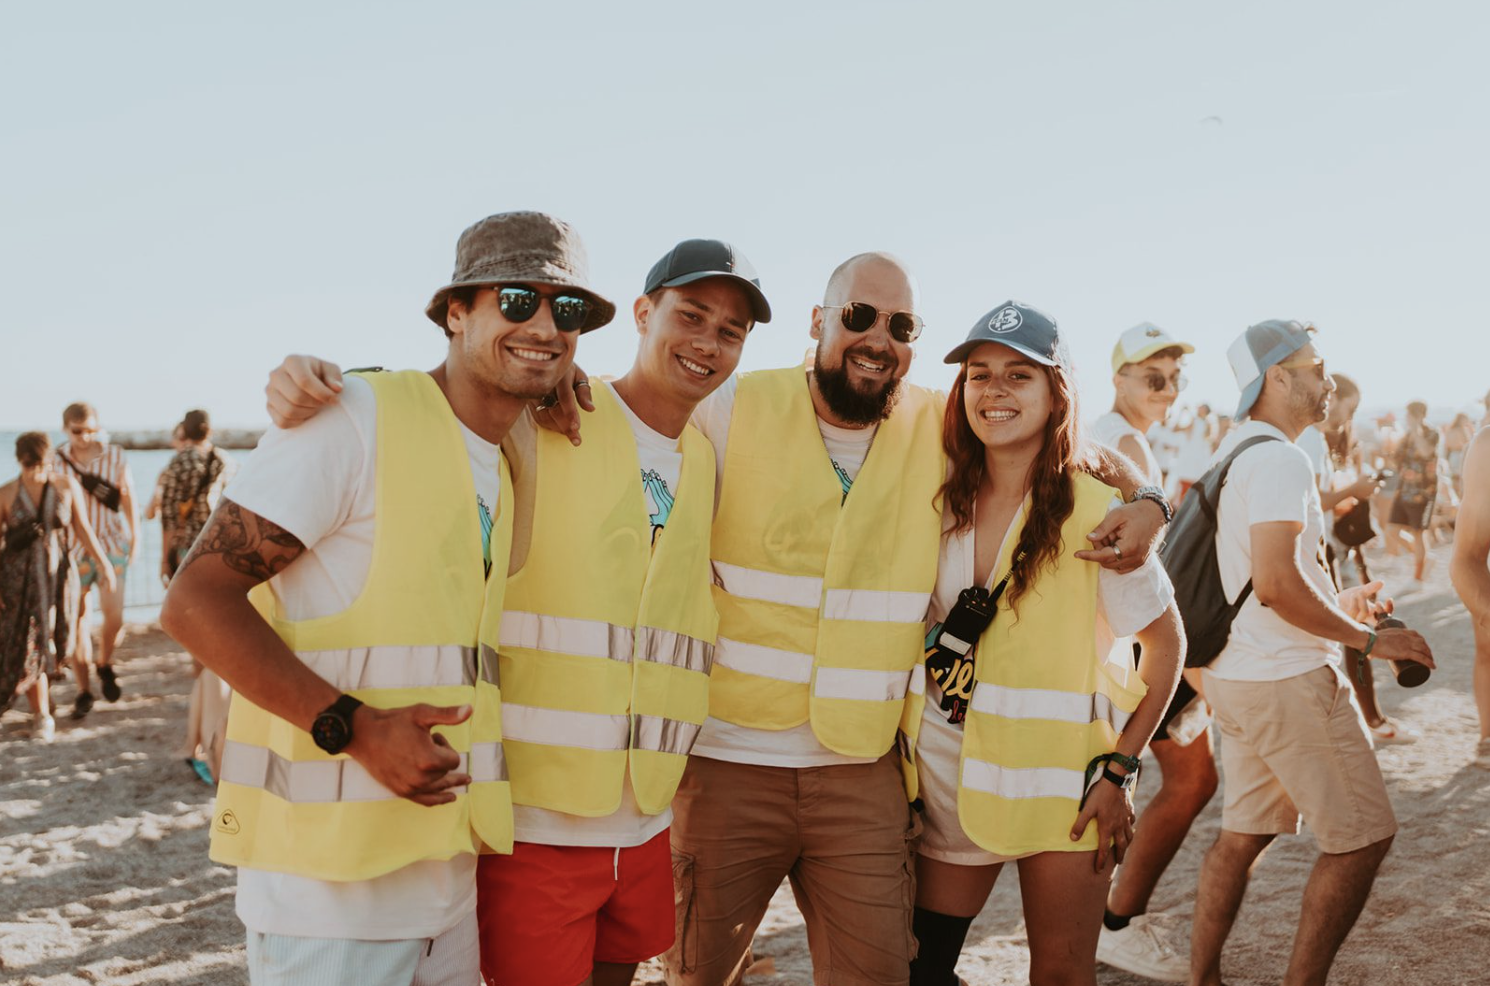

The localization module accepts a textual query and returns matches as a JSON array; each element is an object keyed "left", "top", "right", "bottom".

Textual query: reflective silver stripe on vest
[
  {"left": 501, "top": 702, "right": 630, "bottom": 751},
  {"left": 468, "top": 741, "right": 508, "bottom": 783},
  {"left": 479, "top": 643, "right": 500, "bottom": 687},
  {"left": 961, "top": 758, "right": 1084, "bottom": 801},
  {"left": 969, "top": 683, "right": 1132, "bottom": 733},
  {"left": 712, "top": 560, "right": 822, "bottom": 609},
  {"left": 813, "top": 666, "right": 912, "bottom": 702},
  {"left": 500, "top": 611, "right": 633, "bottom": 663},
  {"left": 714, "top": 636, "right": 814, "bottom": 684},
  {"left": 908, "top": 664, "right": 926, "bottom": 696},
  {"left": 632, "top": 715, "right": 701, "bottom": 757},
  {"left": 822, "top": 588, "right": 931, "bottom": 623},
  {"left": 219, "top": 740, "right": 447, "bottom": 802},
  {"left": 299, "top": 644, "right": 476, "bottom": 692},
  {"left": 635, "top": 626, "right": 714, "bottom": 675}
]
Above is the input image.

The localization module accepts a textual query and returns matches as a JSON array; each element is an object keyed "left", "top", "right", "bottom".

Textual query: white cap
[{"left": 1111, "top": 322, "right": 1195, "bottom": 373}]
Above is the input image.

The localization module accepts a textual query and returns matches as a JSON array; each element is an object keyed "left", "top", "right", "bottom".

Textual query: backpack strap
[{"left": 1203, "top": 434, "right": 1282, "bottom": 609}]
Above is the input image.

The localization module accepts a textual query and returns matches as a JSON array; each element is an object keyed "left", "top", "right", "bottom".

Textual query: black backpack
[{"left": 1160, "top": 435, "right": 1280, "bottom": 668}]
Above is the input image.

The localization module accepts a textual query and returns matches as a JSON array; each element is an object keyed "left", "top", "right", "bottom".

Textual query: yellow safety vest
[
  {"left": 898, "top": 474, "right": 1149, "bottom": 856},
  {"left": 499, "top": 384, "right": 718, "bottom": 816},
  {"left": 211, "top": 370, "right": 515, "bottom": 881},
  {"left": 709, "top": 367, "right": 944, "bottom": 757}
]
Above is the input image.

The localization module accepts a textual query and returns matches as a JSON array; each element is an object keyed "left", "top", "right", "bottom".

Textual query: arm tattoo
[{"left": 176, "top": 499, "right": 306, "bottom": 583}]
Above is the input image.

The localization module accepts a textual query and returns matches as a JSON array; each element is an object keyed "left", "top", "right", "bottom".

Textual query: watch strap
[
  {"left": 1128, "top": 485, "right": 1173, "bottom": 524},
  {"left": 1101, "top": 765, "right": 1134, "bottom": 790}
]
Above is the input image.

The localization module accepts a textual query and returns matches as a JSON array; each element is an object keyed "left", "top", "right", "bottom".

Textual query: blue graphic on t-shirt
[
  {"left": 477, "top": 494, "right": 493, "bottom": 576},
  {"left": 831, "top": 458, "right": 853, "bottom": 504},
  {"left": 641, "top": 469, "right": 675, "bottom": 543}
]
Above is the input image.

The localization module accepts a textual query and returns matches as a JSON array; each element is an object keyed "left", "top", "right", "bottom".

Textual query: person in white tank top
[
  {"left": 1091, "top": 321, "right": 1211, "bottom": 982},
  {"left": 1091, "top": 322, "right": 1194, "bottom": 490}
]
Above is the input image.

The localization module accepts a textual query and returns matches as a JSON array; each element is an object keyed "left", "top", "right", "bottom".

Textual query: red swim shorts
[{"left": 476, "top": 829, "right": 674, "bottom": 986}]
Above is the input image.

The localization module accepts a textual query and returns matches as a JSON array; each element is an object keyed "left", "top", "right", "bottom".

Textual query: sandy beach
[{"left": 3, "top": 539, "right": 1484, "bottom": 986}]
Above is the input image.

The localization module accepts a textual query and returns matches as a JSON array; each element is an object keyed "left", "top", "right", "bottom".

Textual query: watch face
[{"left": 312, "top": 711, "right": 350, "bottom": 754}]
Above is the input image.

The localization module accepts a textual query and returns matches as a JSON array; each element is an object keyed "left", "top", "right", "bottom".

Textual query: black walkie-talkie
[{"left": 925, "top": 586, "right": 997, "bottom": 724}]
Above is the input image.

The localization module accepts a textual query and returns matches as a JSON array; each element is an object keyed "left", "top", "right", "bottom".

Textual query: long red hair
[{"left": 937, "top": 358, "right": 1082, "bottom": 611}]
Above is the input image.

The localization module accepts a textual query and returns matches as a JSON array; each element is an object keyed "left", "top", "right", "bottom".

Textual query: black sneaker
[
  {"left": 99, "top": 666, "right": 122, "bottom": 702},
  {"left": 71, "top": 691, "right": 95, "bottom": 720}
]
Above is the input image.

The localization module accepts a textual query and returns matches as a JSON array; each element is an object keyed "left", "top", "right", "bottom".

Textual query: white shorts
[
  {"left": 914, "top": 698, "right": 1034, "bottom": 867},
  {"left": 246, "top": 909, "right": 478, "bottom": 986}
]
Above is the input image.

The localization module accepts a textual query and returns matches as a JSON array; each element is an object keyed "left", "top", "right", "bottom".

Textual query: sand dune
[{"left": 4, "top": 540, "right": 1484, "bottom": 985}]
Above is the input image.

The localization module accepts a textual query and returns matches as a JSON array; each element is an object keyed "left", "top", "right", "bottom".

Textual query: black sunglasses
[
  {"left": 496, "top": 286, "right": 592, "bottom": 333},
  {"left": 824, "top": 302, "right": 924, "bottom": 344}
]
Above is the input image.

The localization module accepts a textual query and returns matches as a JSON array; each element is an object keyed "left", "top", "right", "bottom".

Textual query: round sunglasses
[
  {"left": 495, "top": 285, "right": 592, "bottom": 333},
  {"left": 1120, "top": 368, "right": 1188, "bottom": 394},
  {"left": 824, "top": 302, "right": 924, "bottom": 344}
]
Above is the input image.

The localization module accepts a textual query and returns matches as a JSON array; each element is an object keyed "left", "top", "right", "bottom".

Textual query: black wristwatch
[
  {"left": 1128, "top": 485, "right": 1173, "bottom": 524},
  {"left": 1101, "top": 765, "right": 1138, "bottom": 793},
  {"left": 311, "top": 694, "right": 364, "bottom": 755}
]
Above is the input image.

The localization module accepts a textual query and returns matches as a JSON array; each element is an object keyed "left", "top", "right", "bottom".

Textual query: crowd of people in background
[
  {"left": 1, "top": 404, "right": 235, "bottom": 773},
  {"left": 3, "top": 210, "right": 1487, "bottom": 986}
]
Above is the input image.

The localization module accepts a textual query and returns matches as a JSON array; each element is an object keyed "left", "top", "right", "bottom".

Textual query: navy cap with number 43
[{"left": 944, "top": 300, "right": 1065, "bottom": 366}]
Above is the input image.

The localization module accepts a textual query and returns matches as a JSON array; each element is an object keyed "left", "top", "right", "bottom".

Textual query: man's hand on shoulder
[
  {"left": 266, "top": 355, "right": 344, "bottom": 428},
  {"left": 1075, "top": 498, "right": 1165, "bottom": 574},
  {"left": 344, "top": 703, "right": 474, "bottom": 807},
  {"left": 530, "top": 362, "right": 596, "bottom": 447}
]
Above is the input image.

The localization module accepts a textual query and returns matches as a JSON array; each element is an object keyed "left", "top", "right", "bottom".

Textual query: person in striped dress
[{"left": 54, "top": 402, "right": 139, "bottom": 716}]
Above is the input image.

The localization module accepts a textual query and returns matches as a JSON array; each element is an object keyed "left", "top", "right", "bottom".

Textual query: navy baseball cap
[
  {"left": 1227, "top": 319, "right": 1317, "bottom": 419},
  {"left": 644, "top": 239, "right": 771, "bottom": 323},
  {"left": 944, "top": 301, "right": 1065, "bottom": 366}
]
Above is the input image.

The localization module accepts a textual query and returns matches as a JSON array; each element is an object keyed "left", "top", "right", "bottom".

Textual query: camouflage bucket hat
[{"left": 425, "top": 211, "right": 617, "bottom": 333}]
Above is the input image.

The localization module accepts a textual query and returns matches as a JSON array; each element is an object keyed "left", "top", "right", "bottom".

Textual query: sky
[{"left": 4, "top": 1, "right": 1488, "bottom": 432}]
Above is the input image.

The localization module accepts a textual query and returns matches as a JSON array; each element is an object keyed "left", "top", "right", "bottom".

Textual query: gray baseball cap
[
  {"left": 425, "top": 211, "right": 616, "bottom": 333},
  {"left": 1227, "top": 319, "right": 1316, "bottom": 419},
  {"left": 644, "top": 238, "right": 771, "bottom": 323},
  {"left": 944, "top": 301, "right": 1066, "bottom": 366}
]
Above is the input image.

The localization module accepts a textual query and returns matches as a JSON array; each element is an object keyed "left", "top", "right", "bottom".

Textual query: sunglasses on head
[
  {"left": 824, "top": 302, "right": 924, "bottom": 344},
  {"left": 494, "top": 285, "right": 592, "bottom": 333},
  {"left": 1121, "top": 368, "right": 1188, "bottom": 393}
]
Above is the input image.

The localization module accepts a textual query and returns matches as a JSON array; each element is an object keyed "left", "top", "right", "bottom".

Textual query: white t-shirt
[
  {"left": 688, "top": 373, "right": 884, "bottom": 768},
  {"left": 1207, "top": 420, "right": 1340, "bottom": 682},
  {"left": 510, "top": 383, "right": 681, "bottom": 848},
  {"left": 915, "top": 499, "right": 1174, "bottom": 865},
  {"left": 1090, "top": 412, "right": 1163, "bottom": 488},
  {"left": 224, "top": 374, "right": 503, "bottom": 941}
]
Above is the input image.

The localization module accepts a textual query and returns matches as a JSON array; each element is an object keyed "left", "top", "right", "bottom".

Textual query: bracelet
[{"left": 1360, "top": 627, "right": 1378, "bottom": 657}]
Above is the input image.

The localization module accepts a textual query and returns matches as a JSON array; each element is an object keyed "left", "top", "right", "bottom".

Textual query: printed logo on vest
[
  {"left": 215, "top": 809, "right": 241, "bottom": 835},
  {"left": 988, "top": 306, "right": 1023, "bottom": 333}
]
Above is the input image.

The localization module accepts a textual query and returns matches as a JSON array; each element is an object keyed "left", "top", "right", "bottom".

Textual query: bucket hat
[{"left": 425, "top": 211, "right": 616, "bottom": 332}]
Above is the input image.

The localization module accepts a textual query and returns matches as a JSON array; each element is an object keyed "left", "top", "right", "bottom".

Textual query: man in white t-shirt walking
[
  {"left": 162, "top": 211, "right": 616, "bottom": 985},
  {"left": 1189, "top": 320, "right": 1434, "bottom": 986}
]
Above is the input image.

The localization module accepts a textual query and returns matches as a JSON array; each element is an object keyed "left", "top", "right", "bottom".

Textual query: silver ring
[
  {"left": 573, "top": 378, "right": 591, "bottom": 388},
  {"left": 1112, "top": 544, "right": 1123, "bottom": 558}
]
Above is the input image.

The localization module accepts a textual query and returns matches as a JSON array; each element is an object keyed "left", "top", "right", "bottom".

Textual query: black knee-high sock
[{"left": 909, "top": 906, "right": 974, "bottom": 986}]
